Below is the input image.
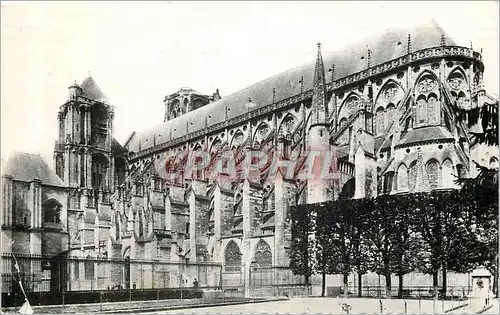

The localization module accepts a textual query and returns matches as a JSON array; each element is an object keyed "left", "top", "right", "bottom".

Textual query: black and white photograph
[{"left": 1, "top": 1, "right": 498, "bottom": 314}]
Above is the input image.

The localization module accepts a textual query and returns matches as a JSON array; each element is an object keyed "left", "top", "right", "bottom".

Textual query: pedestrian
[{"left": 193, "top": 278, "right": 199, "bottom": 288}]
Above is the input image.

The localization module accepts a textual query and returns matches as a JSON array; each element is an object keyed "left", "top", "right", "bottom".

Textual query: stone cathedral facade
[{"left": 2, "top": 20, "right": 498, "bottom": 292}]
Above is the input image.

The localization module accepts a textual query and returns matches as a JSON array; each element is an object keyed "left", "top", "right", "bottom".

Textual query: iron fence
[
  {"left": 1, "top": 254, "right": 222, "bottom": 294},
  {"left": 249, "top": 266, "right": 311, "bottom": 297},
  {"left": 344, "top": 285, "right": 472, "bottom": 299},
  {"left": 1, "top": 254, "right": 311, "bottom": 306}
]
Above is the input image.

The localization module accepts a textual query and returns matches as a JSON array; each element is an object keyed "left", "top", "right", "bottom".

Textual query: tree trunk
[
  {"left": 321, "top": 272, "right": 326, "bottom": 297},
  {"left": 304, "top": 275, "right": 310, "bottom": 296},
  {"left": 343, "top": 272, "right": 349, "bottom": 299},
  {"left": 398, "top": 274, "right": 404, "bottom": 299},
  {"left": 358, "top": 272, "right": 362, "bottom": 297},
  {"left": 493, "top": 269, "right": 498, "bottom": 297},
  {"left": 385, "top": 272, "right": 392, "bottom": 299},
  {"left": 442, "top": 265, "right": 447, "bottom": 300},
  {"left": 433, "top": 271, "right": 439, "bottom": 300}
]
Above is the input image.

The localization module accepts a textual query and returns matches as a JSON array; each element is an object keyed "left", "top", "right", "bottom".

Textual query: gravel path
[{"left": 146, "top": 297, "right": 464, "bottom": 314}]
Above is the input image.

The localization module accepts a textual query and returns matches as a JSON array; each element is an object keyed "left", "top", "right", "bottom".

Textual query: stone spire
[{"left": 311, "top": 43, "right": 328, "bottom": 126}]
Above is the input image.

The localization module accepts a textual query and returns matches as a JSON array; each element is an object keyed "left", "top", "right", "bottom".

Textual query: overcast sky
[{"left": 1, "top": 1, "right": 498, "bottom": 167}]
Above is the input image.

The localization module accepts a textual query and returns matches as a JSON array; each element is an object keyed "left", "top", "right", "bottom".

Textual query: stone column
[
  {"left": 30, "top": 178, "right": 42, "bottom": 228},
  {"left": 241, "top": 179, "right": 252, "bottom": 297},
  {"left": 187, "top": 192, "right": 197, "bottom": 262},
  {"left": 87, "top": 152, "right": 93, "bottom": 188},
  {"left": 30, "top": 178, "right": 43, "bottom": 255}
]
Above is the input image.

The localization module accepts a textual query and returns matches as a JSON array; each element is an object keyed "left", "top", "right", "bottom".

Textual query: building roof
[
  {"left": 3, "top": 152, "right": 65, "bottom": 187},
  {"left": 397, "top": 126, "right": 455, "bottom": 147},
  {"left": 112, "top": 138, "right": 128, "bottom": 155},
  {"left": 80, "top": 76, "right": 110, "bottom": 104},
  {"left": 127, "top": 19, "right": 456, "bottom": 153}
]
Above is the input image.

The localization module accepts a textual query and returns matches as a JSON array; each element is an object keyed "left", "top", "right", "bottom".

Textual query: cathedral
[{"left": 1, "top": 19, "right": 498, "bottom": 296}]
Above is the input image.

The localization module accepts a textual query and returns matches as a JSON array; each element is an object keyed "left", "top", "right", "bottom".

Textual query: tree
[
  {"left": 351, "top": 200, "right": 372, "bottom": 298},
  {"left": 315, "top": 202, "right": 338, "bottom": 296},
  {"left": 413, "top": 192, "right": 442, "bottom": 299},
  {"left": 388, "top": 194, "right": 421, "bottom": 298},
  {"left": 468, "top": 102, "right": 498, "bottom": 147},
  {"left": 336, "top": 199, "right": 368, "bottom": 298},
  {"left": 312, "top": 199, "right": 368, "bottom": 298},
  {"left": 364, "top": 195, "right": 399, "bottom": 298},
  {"left": 290, "top": 204, "right": 313, "bottom": 284},
  {"left": 453, "top": 161, "right": 499, "bottom": 294}
]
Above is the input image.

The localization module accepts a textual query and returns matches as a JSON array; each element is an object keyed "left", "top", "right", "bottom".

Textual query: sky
[{"left": 1, "top": 1, "right": 499, "bottom": 168}]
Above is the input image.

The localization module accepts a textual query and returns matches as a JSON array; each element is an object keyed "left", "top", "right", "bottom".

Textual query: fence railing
[
  {"left": 2, "top": 254, "right": 312, "bottom": 305},
  {"left": 344, "top": 285, "right": 472, "bottom": 299},
  {"left": 1, "top": 254, "right": 222, "bottom": 294},
  {"left": 250, "top": 266, "right": 308, "bottom": 287}
]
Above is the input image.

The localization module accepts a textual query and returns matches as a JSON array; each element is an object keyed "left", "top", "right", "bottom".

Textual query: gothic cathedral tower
[{"left": 53, "top": 77, "right": 115, "bottom": 251}]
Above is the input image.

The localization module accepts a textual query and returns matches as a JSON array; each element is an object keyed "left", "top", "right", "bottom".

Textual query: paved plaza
[{"left": 143, "top": 297, "right": 498, "bottom": 314}]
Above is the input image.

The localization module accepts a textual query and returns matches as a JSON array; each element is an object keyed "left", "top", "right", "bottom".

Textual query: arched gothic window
[
  {"left": 55, "top": 154, "right": 64, "bottom": 179},
  {"left": 375, "top": 107, "right": 385, "bottom": 135},
  {"left": 416, "top": 95, "right": 427, "bottom": 125},
  {"left": 92, "top": 153, "right": 108, "bottom": 191},
  {"left": 397, "top": 164, "right": 408, "bottom": 192},
  {"left": 84, "top": 256, "right": 94, "bottom": 280},
  {"left": 383, "top": 171, "right": 394, "bottom": 193},
  {"left": 408, "top": 161, "right": 417, "bottom": 192},
  {"left": 426, "top": 160, "right": 440, "bottom": 189},
  {"left": 231, "top": 131, "right": 245, "bottom": 151},
  {"left": 338, "top": 117, "right": 349, "bottom": 143},
  {"left": 254, "top": 240, "right": 272, "bottom": 266},
  {"left": 278, "top": 115, "right": 297, "bottom": 138},
  {"left": 427, "top": 93, "right": 439, "bottom": 125},
  {"left": 42, "top": 199, "right": 62, "bottom": 223},
  {"left": 386, "top": 103, "right": 396, "bottom": 127},
  {"left": 225, "top": 241, "right": 242, "bottom": 272}
]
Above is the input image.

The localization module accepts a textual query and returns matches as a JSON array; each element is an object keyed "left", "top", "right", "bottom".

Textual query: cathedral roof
[
  {"left": 80, "top": 76, "right": 110, "bottom": 104},
  {"left": 397, "top": 126, "right": 455, "bottom": 148},
  {"left": 127, "top": 19, "right": 455, "bottom": 153},
  {"left": 3, "top": 152, "right": 65, "bottom": 187}
]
